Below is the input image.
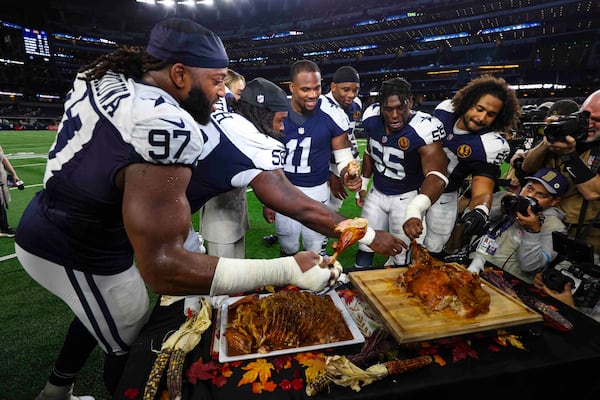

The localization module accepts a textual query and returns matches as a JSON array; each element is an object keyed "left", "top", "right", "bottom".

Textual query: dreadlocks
[
  {"left": 78, "top": 47, "right": 168, "bottom": 82},
  {"left": 378, "top": 77, "right": 412, "bottom": 105},
  {"left": 231, "top": 100, "right": 282, "bottom": 139},
  {"left": 451, "top": 74, "right": 521, "bottom": 133}
]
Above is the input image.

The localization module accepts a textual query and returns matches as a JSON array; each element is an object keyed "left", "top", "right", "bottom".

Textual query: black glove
[{"left": 460, "top": 207, "right": 488, "bottom": 238}]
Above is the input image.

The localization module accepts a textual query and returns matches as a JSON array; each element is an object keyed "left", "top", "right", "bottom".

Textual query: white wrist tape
[
  {"left": 210, "top": 256, "right": 338, "bottom": 295},
  {"left": 361, "top": 176, "right": 370, "bottom": 192},
  {"left": 333, "top": 148, "right": 354, "bottom": 177},
  {"left": 474, "top": 204, "right": 490, "bottom": 216},
  {"left": 210, "top": 257, "right": 297, "bottom": 296},
  {"left": 426, "top": 170, "right": 449, "bottom": 187},
  {"left": 467, "top": 254, "right": 486, "bottom": 274},
  {"left": 357, "top": 226, "right": 376, "bottom": 246},
  {"left": 404, "top": 193, "right": 432, "bottom": 221}
]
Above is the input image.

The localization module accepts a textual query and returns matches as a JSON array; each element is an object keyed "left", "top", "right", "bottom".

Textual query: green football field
[{"left": 0, "top": 130, "right": 383, "bottom": 399}]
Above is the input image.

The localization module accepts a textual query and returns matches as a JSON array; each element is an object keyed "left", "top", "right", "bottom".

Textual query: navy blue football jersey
[
  {"left": 281, "top": 96, "right": 350, "bottom": 187},
  {"left": 362, "top": 103, "right": 445, "bottom": 195},
  {"left": 16, "top": 71, "right": 203, "bottom": 274},
  {"left": 186, "top": 109, "right": 286, "bottom": 213},
  {"left": 435, "top": 99, "right": 510, "bottom": 192}
]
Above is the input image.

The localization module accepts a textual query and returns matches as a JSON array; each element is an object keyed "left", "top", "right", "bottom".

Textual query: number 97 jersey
[{"left": 17, "top": 71, "right": 204, "bottom": 274}]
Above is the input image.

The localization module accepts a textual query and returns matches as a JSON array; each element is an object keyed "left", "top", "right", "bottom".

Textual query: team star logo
[
  {"left": 457, "top": 144, "right": 472, "bottom": 158},
  {"left": 398, "top": 137, "right": 410, "bottom": 150}
]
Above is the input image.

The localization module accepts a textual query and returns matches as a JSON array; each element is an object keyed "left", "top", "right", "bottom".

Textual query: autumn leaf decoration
[
  {"left": 238, "top": 359, "right": 277, "bottom": 393},
  {"left": 186, "top": 358, "right": 232, "bottom": 388}
]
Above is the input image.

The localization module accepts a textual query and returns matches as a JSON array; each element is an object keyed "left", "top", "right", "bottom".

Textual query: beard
[
  {"left": 462, "top": 113, "right": 486, "bottom": 133},
  {"left": 180, "top": 85, "right": 213, "bottom": 125}
]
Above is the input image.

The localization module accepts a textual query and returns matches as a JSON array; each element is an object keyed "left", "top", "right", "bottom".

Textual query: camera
[
  {"left": 566, "top": 263, "right": 600, "bottom": 309},
  {"left": 549, "top": 232, "right": 600, "bottom": 309},
  {"left": 444, "top": 247, "right": 470, "bottom": 265},
  {"left": 542, "top": 268, "right": 575, "bottom": 292},
  {"left": 500, "top": 194, "right": 542, "bottom": 217},
  {"left": 511, "top": 157, "right": 527, "bottom": 183},
  {"left": 544, "top": 110, "right": 590, "bottom": 143},
  {"left": 521, "top": 122, "right": 546, "bottom": 140}
]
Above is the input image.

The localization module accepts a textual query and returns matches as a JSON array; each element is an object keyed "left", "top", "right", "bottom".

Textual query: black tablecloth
[{"left": 113, "top": 268, "right": 600, "bottom": 400}]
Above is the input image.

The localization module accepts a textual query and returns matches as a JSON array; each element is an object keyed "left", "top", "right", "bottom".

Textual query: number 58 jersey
[{"left": 16, "top": 71, "right": 204, "bottom": 274}]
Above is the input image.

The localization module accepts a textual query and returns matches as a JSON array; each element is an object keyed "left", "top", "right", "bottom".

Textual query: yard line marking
[
  {"left": 14, "top": 162, "right": 47, "bottom": 168},
  {"left": 9, "top": 183, "right": 44, "bottom": 191},
  {"left": 6, "top": 152, "right": 48, "bottom": 160},
  {"left": 0, "top": 253, "right": 17, "bottom": 262}
]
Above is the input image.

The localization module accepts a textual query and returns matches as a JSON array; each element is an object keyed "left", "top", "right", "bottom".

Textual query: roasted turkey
[
  {"left": 346, "top": 160, "right": 361, "bottom": 177},
  {"left": 224, "top": 291, "right": 352, "bottom": 355},
  {"left": 398, "top": 242, "right": 491, "bottom": 318},
  {"left": 331, "top": 217, "right": 368, "bottom": 263}
]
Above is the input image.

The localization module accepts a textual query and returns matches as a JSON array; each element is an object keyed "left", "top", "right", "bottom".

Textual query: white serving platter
[{"left": 218, "top": 291, "right": 365, "bottom": 363}]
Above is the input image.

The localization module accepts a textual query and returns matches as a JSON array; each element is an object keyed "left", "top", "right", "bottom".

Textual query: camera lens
[
  {"left": 543, "top": 123, "right": 563, "bottom": 143},
  {"left": 542, "top": 269, "right": 574, "bottom": 292},
  {"left": 500, "top": 195, "right": 541, "bottom": 216}
]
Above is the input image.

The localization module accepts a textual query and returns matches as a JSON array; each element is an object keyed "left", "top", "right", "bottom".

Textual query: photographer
[
  {"left": 521, "top": 90, "right": 600, "bottom": 260},
  {"left": 467, "top": 168, "right": 568, "bottom": 284},
  {"left": 533, "top": 270, "right": 600, "bottom": 323}
]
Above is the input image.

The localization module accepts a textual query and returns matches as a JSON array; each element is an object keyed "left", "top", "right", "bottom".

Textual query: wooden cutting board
[{"left": 349, "top": 267, "right": 543, "bottom": 344}]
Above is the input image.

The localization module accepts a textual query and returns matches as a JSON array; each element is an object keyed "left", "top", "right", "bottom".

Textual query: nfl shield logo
[
  {"left": 298, "top": 127, "right": 305, "bottom": 135},
  {"left": 257, "top": 95, "right": 265, "bottom": 104}
]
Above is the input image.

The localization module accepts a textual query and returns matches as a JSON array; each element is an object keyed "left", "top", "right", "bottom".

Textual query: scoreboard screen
[{"left": 22, "top": 27, "right": 51, "bottom": 58}]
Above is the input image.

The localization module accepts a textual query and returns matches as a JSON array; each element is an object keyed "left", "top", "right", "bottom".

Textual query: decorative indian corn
[{"left": 143, "top": 297, "right": 212, "bottom": 400}]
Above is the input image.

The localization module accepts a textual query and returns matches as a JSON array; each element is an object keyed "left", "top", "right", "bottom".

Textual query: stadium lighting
[
  {"left": 136, "top": 0, "right": 215, "bottom": 5},
  {"left": 0, "top": 90, "right": 23, "bottom": 97}
]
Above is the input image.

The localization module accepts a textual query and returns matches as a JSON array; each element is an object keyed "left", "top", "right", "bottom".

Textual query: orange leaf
[
  {"left": 495, "top": 333, "right": 526, "bottom": 350},
  {"left": 264, "top": 380, "right": 277, "bottom": 392},
  {"left": 251, "top": 380, "right": 277, "bottom": 394},
  {"left": 433, "top": 354, "right": 446, "bottom": 366},
  {"left": 296, "top": 352, "right": 326, "bottom": 382},
  {"left": 251, "top": 381, "right": 264, "bottom": 394},
  {"left": 239, "top": 359, "right": 274, "bottom": 386}
]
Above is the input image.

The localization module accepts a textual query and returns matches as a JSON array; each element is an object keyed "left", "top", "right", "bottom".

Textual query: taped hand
[{"left": 291, "top": 256, "right": 343, "bottom": 292}]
